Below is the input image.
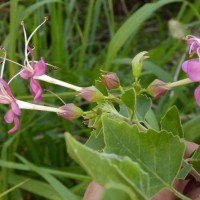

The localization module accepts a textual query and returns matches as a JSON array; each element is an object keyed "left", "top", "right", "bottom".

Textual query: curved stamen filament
[
  {"left": 21, "top": 21, "right": 32, "bottom": 70},
  {"left": 22, "top": 17, "right": 47, "bottom": 70},
  {"left": 8, "top": 69, "right": 25, "bottom": 85},
  {"left": 44, "top": 89, "right": 66, "bottom": 105},
  {"left": 0, "top": 48, "right": 6, "bottom": 78},
  {"left": 189, "top": 42, "right": 195, "bottom": 54},
  {"left": 29, "top": 61, "right": 58, "bottom": 69},
  {"left": 26, "top": 17, "right": 47, "bottom": 46},
  {"left": 0, "top": 57, "right": 33, "bottom": 74},
  {"left": 0, "top": 57, "right": 24, "bottom": 68}
]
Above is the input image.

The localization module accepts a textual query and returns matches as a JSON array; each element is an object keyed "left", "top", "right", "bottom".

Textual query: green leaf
[
  {"left": 136, "top": 94, "right": 151, "bottom": 122},
  {"left": 113, "top": 157, "right": 149, "bottom": 196},
  {"left": 105, "top": 0, "right": 183, "bottom": 68},
  {"left": 121, "top": 88, "right": 136, "bottom": 114},
  {"left": 102, "top": 116, "right": 185, "bottom": 196},
  {"left": 145, "top": 109, "right": 159, "bottom": 131},
  {"left": 161, "top": 106, "right": 184, "bottom": 137},
  {"left": 95, "top": 80, "right": 108, "bottom": 96},
  {"left": 65, "top": 133, "right": 150, "bottom": 200},
  {"left": 85, "top": 130, "right": 105, "bottom": 151},
  {"left": 100, "top": 184, "right": 132, "bottom": 200},
  {"left": 0, "top": 173, "right": 62, "bottom": 200},
  {"left": 177, "top": 164, "right": 192, "bottom": 180},
  {"left": 183, "top": 115, "right": 200, "bottom": 142},
  {"left": 16, "top": 155, "right": 78, "bottom": 200}
]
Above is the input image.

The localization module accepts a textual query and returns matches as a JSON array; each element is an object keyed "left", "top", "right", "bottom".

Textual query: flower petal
[
  {"left": 182, "top": 60, "right": 188, "bottom": 73},
  {"left": 182, "top": 59, "right": 200, "bottom": 81},
  {"left": 0, "top": 90, "right": 11, "bottom": 104},
  {"left": 0, "top": 78, "right": 14, "bottom": 98},
  {"left": 11, "top": 101, "right": 21, "bottom": 116},
  {"left": 33, "top": 58, "right": 46, "bottom": 76},
  {"left": 27, "top": 46, "right": 35, "bottom": 66},
  {"left": 8, "top": 117, "right": 20, "bottom": 134},
  {"left": 194, "top": 86, "right": 200, "bottom": 106},
  {"left": 20, "top": 69, "right": 33, "bottom": 80},
  {"left": 30, "top": 78, "right": 42, "bottom": 103},
  {"left": 4, "top": 109, "right": 14, "bottom": 123}
]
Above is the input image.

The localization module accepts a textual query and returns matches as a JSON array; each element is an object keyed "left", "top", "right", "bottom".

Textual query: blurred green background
[{"left": 0, "top": 0, "right": 200, "bottom": 199}]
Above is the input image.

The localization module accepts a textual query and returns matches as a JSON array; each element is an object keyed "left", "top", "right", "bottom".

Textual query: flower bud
[
  {"left": 78, "top": 86, "right": 104, "bottom": 102},
  {"left": 59, "top": 103, "right": 83, "bottom": 121},
  {"left": 168, "top": 19, "right": 185, "bottom": 39},
  {"left": 147, "top": 79, "right": 169, "bottom": 98},
  {"left": 101, "top": 71, "right": 120, "bottom": 90},
  {"left": 132, "top": 51, "right": 149, "bottom": 80}
]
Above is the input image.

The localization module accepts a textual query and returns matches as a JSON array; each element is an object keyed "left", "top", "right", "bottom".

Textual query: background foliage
[{"left": 0, "top": 0, "right": 200, "bottom": 199}]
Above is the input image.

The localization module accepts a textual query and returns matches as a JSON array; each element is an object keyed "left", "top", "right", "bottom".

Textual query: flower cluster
[
  {"left": 0, "top": 18, "right": 123, "bottom": 134},
  {"left": 3, "top": 17, "right": 200, "bottom": 135},
  {"left": 0, "top": 19, "right": 86, "bottom": 133}
]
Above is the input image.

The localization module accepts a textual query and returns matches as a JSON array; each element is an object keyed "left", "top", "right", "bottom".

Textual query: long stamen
[
  {"left": 22, "top": 17, "right": 47, "bottom": 70},
  {"left": 189, "top": 42, "right": 194, "bottom": 54},
  {"left": 0, "top": 57, "right": 24, "bottom": 68},
  {"left": 21, "top": 21, "right": 31, "bottom": 70},
  {"left": 8, "top": 69, "right": 25, "bottom": 85},
  {"left": 0, "top": 48, "right": 6, "bottom": 78},
  {"left": 26, "top": 17, "right": 48, "bottom": 46},
  {"left": 29, "top": 61, "right": 58, "bottom": 69},
  {"left": 44, "top": 89, "right": 66, "bottom": 105}
]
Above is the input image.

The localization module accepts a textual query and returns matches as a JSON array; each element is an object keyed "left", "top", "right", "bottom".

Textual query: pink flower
[
  {"left": 182, "top": 59, "right": 200, "bottom": 105},
  {"left": 20, "top": 56, "right": 46, "bottom": 103},
  {"left": 186, "top": 36, "right": 200, "bottom": 56},
  {"left": 0, "top": 78, "right": 21, "bottom": 133},
  {"left": 20, "top": 19, "right": 47, "bottom": 103}
]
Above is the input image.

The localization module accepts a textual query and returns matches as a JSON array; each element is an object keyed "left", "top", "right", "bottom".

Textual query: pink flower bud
[
  {"left": 59, "top": 103, "right": 83, "bottom": 121},
  {"left": 78, "top": 86, "right": 104, "bottom": 102},
  {"left": 147, "top": 79, "right": 169, "bottom": 98},
  {"left": 101, "top": 72, "right": 120, "bottom": 90}
]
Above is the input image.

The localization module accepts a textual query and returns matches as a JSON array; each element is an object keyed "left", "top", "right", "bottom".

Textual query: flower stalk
[
  {"left": 16, "top": 100, "right": 63, "bottom": 113},
  {"left": 34, "top": 74, "right": 83, "bottom": 92},
  {"left": 167, "top": 78, "right": 193, "bottom": 88}
]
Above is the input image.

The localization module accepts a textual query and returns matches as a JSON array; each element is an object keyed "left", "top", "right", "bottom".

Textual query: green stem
[
  {"left": 183, "top": 160, "right": 200, "bottom": 182},
  {"left": 105, "top": 95, "right": 123, "bottom": 105}
]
